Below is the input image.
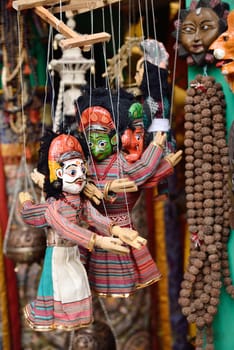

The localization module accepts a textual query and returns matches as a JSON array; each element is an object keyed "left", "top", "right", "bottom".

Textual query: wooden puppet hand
[
  {"left": 164, "top": 150, "right": 183, "bottom": 167},
  {"left": 31, "top": 168, "right": 45, "bottom": 189},
  {"left": 108, "top": 178, "right": 138, "bottom": 193},
  {"left": 19, "top": 191, "right": 33, "bottom": 204},
  {"left": 152, "top": 131, "right": 167, "bottom": 149},
  {"left": 111, "top": 225, "right": 147, "bottom": 249},
  {"left": 95, "top": 235, "right": 130, "bottom": 254},
  {"left": 83, "top": 182, "right": 103, "bottom": 205}
]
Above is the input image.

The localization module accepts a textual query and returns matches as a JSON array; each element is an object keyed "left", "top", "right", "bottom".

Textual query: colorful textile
[
  {"left": 86, "top": 142, "right": 173, "bottom": 296},
  {"left": 21, "top": 193, "right": 113, "bottom": 331},
  {"left": 24, "top": 246, "right": 93, "bottom": 331}
]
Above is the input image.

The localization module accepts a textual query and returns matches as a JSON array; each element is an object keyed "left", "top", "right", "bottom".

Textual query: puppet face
[
  {"left": 88, "top": 132, "right": 115, "bottom": 161},
  {"left": 56, "top": 158, "right": 87, "bottom": 194},
  {"left": 135, "top": 57, "right": 144, "bottom": 87},
  {"left": 121, "top": 127, "right": 145, "bottom": 163},
  {"left": 180, "top": 7, "right": 220, "bottom": 54}
]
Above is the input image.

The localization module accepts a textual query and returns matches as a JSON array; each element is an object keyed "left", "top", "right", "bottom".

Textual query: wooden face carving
[
  {"left": 210, "top": 10, "right": 234, "bottom": 92},
  {"left": 180, "top": 7, "right": 220, "bottom": 55}
]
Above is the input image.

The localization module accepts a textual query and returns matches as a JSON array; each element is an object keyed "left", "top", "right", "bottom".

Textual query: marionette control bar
[
  {"left": 12, "top": 0, "right": 121, "bottom": 13},
  {"left": 12, "top": 0, "right": 114, "bottom": 49}
]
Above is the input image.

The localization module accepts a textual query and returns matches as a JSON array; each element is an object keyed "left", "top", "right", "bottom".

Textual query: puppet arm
[
  {"left": 121, "top": 131, "right": 166, "bottom": 186},
  {"left": 110, "top": 225, "right": 147, "bottom": 249},
  {"left": 19, "top": 192, "right": 48, "bottom": 228},
  {"left": 103, "top": 178, "right": 138, "bottom": 202},
  {"left": 44, "top": 200, "right": 129, "bottom": 253},
  {"left": 142, "top": 150, "right": 183, "bottom": 189},
  {"left": 84, "top": 200, "right": 145, "bottom": 249},
  {"left": 83, "top": 181, "right": 103, "bottom": 205}
]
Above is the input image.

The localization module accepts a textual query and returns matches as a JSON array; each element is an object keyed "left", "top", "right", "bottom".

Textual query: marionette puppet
[
  {"left": 19, "top": 131, "right": 145, "bottom": 331},
  {"left": 135, "top": 39, "right": 172, "bottom": 135},
  {"left": 173, "top": 0, "right": 229, "bottom": 67},
  {"left": 121, "top": 101, "right": 182, "bottom": 189},
  {"left": 75, "top": 87, "right": 182, "bottom": 297}
]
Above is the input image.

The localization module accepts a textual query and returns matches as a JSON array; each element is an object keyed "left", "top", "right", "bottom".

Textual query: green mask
[{"left": 88, "top": 132, "right": 114, "bottom": 161}]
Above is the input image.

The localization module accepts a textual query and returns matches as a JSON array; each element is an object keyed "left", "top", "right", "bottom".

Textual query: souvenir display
[
  {"left": 173, "top": 0, "right": 229, "bottom": 66},
  {"left": 19, "top": 132, "right": 144, "bottom": 331}
]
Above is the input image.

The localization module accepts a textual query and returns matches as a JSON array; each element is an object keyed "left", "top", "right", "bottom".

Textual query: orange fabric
[{"left": 153, "top": 193, "right": 172, "bottom": 350}]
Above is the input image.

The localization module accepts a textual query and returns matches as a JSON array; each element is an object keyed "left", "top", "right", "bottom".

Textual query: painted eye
[
  {"left": 182, "top": 26, "right": 194, "bottom": 34},
  {"left": 136, "top": 135, "right": 141, "bottom": 141},
  {"left": 69, "top": 169, "right": 77, "bottom": 176},
  {"left": 81, "top": 165, "right": 86, "bottom": 174},
  {"left": 99, "top": 140, "right": 107, "bottom": 148}
]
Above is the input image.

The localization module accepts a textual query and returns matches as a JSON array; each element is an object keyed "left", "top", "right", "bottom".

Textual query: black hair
[
  {"left": 76, "top": 86, "right": 135, "bottom": 137},
  {"left": 139, "top": 61, "right": 169, "bottom": 101}
]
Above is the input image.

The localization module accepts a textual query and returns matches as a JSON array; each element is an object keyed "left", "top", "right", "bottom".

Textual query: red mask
[
  {"left": 210, "top": 10, "right": 234, "bottom": 92},
  {"left": 121, "top": 127, "right": 145, "bottom": 163}
]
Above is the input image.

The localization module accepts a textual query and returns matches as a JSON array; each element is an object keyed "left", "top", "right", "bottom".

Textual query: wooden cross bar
[{"left": 12, "top": 1, "right": 113, "bottom": 48}]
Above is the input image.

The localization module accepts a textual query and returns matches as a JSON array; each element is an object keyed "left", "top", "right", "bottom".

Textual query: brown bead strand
[{"left": 179, "top": 75, "right": 231, "bottom": 349}]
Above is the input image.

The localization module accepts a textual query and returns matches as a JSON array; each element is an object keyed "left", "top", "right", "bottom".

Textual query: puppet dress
[
  {"left": 21, "top": 194, "right": 113, "bottom": 331},
  {"left": 87, "top": 142, "right": 173, "bottom": 296}
]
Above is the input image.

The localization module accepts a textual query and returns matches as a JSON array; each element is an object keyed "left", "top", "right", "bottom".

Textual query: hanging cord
[
  {"left": 17, "top": 11, "right": 28, "bottom": 190},
  {"left": 102, "top": 7, "right": 109, "bottom": 90},
  {"left": 115, "top": 0, "right": 133, "bottom": 229},
  {"left": 150, "top": 0, "right": 166, "bottom": 120},
  {"left": 169, "top": 0, "right": 182, "bottom": 128},
  {"left": 137, "top": 0, "right": 153, "bottom": 124},
  {"left": 144, "top": 0, "right": 150, "bottom": 39},
  {"left": 42, "top": 25, "right": 54, "bottom": 137},
  {"left": 203, "top": 64, "right": 208, "bottom": 76}
]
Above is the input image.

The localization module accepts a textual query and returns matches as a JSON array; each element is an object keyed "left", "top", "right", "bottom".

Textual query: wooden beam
[
  {"left": 12, "top": 0, "right": 66, "bottom": 11},
  {"left": 52, "top": 0, "right": 122, "bottom": 14},
  {"left": 60, "top": 32, "right": 111, "bottom": 49},
  {"left": 13, "top": 0, "right": 122, "bottom": 12},
  {"left": 13, "top": 1, "right": 113, "bottom": 48},
  {"left": 34, "top": 6, "right": 79, "bottom": 38}
]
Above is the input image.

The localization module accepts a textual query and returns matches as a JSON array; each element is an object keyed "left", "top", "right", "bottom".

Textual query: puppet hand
[
  {"left": 19, "top": 191, "right": 33, "bottom": 204},
  {"left": 111, "top": 225, "right": 147, "bottom": 249},
  {"left": 108, "top": 178, "right": 138, "bottom": 193},
  {"left": 95, "top": 235, "right": 130, "bottom": 254},
  {"left": 31, "top": 168, "right": 45, "bottom": 189},
  {"left": 164, "top": 150, "right": 183, "bottom": 167},
  {"left": 152, "top": 131, "right": 167, "bottom": 149},
  {"left": 83, "top": 182, "right": 103, "bottom": 205}
]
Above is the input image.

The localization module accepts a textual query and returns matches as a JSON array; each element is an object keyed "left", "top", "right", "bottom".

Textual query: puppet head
[
  {"left": 48, "top": 134, "right": 87, "bottom": 194},
  {"left": 121, "top": 102, "right": 145, "bottom": 163},
  {"left": 78, "top": 105, "right": 117, "bottom": 161},
  {"left": 173, "top": 0, "right": 229, "bottom": 66},
  {"left": 37, "top": 130, "right": 88, "bottom": 198},
  {"left": 76, "top": 87, "right": 134, "bottom": 162},
  {"left": 210, "top": 10, "right": 234, "bottom": 92}
]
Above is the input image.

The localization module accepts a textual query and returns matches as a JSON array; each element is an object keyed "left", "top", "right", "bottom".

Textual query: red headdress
[
  {"left": 48, "top": 134, "right": 84, "bottom": 183},
  {"left": 78, "top": 106, "right": 115, "bottom": 134}
]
